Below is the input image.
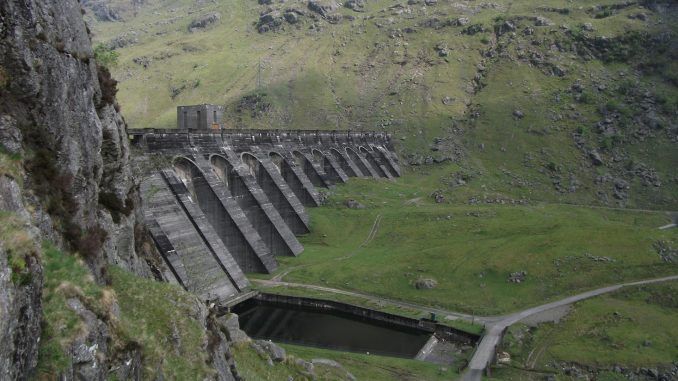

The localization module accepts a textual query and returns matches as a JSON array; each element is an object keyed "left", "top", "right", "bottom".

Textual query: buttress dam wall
[{"left": 131, "top": 128, "right": 400, "bottom": 303}]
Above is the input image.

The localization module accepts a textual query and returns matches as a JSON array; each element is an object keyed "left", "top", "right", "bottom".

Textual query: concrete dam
[{"left": 131, "top": 123, "right": 400, "bottom": 304}]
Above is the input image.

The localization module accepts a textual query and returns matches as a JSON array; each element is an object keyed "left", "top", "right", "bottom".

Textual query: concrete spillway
[{"left": 134, "top": 129, "right": 399, "bottom": 302}]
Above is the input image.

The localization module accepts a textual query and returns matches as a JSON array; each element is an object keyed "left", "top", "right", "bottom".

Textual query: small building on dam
[{"left": 131, "top": 105, "right": 401, "bottom": 305}]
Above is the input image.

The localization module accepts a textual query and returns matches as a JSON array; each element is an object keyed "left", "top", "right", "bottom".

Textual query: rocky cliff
[
  {"left": 0, "top": 1, "right": 238, "bottom": 379},
  {"left": 0, "top": 0, "right": 150, "bottom": 280}
]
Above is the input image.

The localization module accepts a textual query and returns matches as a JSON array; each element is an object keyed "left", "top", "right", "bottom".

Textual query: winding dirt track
[
  {"left": 258, "top": 212, "right": 678, "bottom": 380},
  {"left": 462, "top": 274, "right": 678, "bottom": 381}
]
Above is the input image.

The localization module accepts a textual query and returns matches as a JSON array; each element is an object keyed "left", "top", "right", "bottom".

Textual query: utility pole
[{"left": 257, "top": 58, "right": 262, "bottom": 91}]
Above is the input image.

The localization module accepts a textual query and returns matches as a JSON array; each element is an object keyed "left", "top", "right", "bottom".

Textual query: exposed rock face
[
  {"left": 0, "top": 179, "right": 43, "bottom": 381},
  {"left": 253, "top": 339, "right": 287, "bottom": 362},
  {"left": 308, "top": 0, "right": 340, "bottom": 17},
  {"left": 0, "top": 0, "right": 158, "bottom": 377},
  {"left": 218, "top": 313, "right": 249, "bottom": 344},
  {"left": 345, "top": 0, "right": 366, "bottom": 12},
  {"left": 90, "top": 3, "right": 122, "bottom": 22},
  {"left": 189, "top": 13, "right": 221, "bottom": 32},
  {"left": 0, "top": 240, "right": 43, "bottom": 381},
  {"left": 0, "top": 0, "right": 150, "bottom": 279}
]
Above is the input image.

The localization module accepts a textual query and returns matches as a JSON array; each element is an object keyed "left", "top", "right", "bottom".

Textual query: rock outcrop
[
  {"left": 0, "top": 0, "right": 171, "bottom": 378},
  {"left": 0, "top": 180, "right": 43, "bottom": 381},
  {"left": 0, "top": 0, "right": 151, "bottom": 281}
]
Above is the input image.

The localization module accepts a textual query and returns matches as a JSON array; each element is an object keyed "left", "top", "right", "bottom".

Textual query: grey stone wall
[{"left": 134, "top": 128, "right": 400, "bottom": 301}]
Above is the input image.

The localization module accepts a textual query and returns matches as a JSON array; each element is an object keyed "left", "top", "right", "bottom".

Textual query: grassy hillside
[
  {"left": 254, "top": 166, "right": 678, "bottom": 315},
  {"left": 34, "top": 241, "right": 216, "bottom": 379},
  {"left": 494, "top": 281, "right": 678, "bottom": 379},
  {"left": 81, "top": 0, "right": 678, "bottom": 376},
  {"left": 87, "top": 0, "right": 678, "bottom": 209}
]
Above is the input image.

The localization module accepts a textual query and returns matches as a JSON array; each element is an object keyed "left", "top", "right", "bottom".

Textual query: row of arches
[{"left": 165, "top": 144, "right": 398, "bottom": 275}]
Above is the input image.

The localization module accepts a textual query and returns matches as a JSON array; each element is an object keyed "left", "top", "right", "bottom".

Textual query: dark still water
[{"left": 234, "top": 302, "right": 432, "bottom": 358}]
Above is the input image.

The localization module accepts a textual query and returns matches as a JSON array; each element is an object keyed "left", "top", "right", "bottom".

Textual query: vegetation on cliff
[{"left": 35, "top": 242, "right": 216, "bottom": 380}]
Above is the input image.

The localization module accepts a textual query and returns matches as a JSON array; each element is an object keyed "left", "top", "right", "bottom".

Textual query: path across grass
[{"left": 462, "top": 274, "right": 678, "bottom": 381}]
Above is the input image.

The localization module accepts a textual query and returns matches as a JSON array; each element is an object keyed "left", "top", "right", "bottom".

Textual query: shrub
[
  {"left": 600, "top": 136, "right": 613, "bottom": 151},
  {"left": 0, "top": 212, "right": 39, "bottom": 285},
  {"left": 99, "top": 191, "right": 134, "bottom": 224},
  {"left": 93, "top": 44, "right": 119, "bottom": 68},
  {"left": 655, "top": 93, "right": 678, "bottom": 115},
  {"left": 605, "top": 100, "right": 620, "bottom": 113},
  {"left": 77, "top": 225, "right": 108, "bottom": 259},
  {"left": 594, "top": 9, "right": 613, "bottom": 18},
  {"left": 97, "top": 65, "right": 118, "bottom": 107},
  {"left": 616, "top": 80, "right": 636, "bottom": 95},
  {"left": 577, "top": 91, "right": 592, "bottom": 104}
]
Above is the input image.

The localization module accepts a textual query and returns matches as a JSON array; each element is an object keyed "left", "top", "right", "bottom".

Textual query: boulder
[
  {"left": 344, "top": 0, "right": 366, "bottom": 12},
  {"left": 346, "top": 199, "right": 365, "bottom": 209},
  {"left": 415, "top": 278, "right": 438, "bottom": 289},
  {"left": 217, "top": 314, "right": 249, "bottom": 344},
  {"left": 254, "top": 340, "right": 286, "bottom": 362},
  {"left": 312, "top": 359, "right": 357, "bottom": 381},
  {"left": 431, "top": 191, "right": 445, "bottom": 203},
  {"left": 295, "top": 358, "right": 315, "bottom": 377},
  {"left": 90, "top": 3, "right": 121, "bottom": 22},
  {"left": 534, "top": 16, "right": 553, "bottom": 26},
  {"left": 589, "top": 150, "right": 604, "bottom": 166},
  {"left": 455, "top": 17, "right": 470, "bottom": 26},
  {"left": 308, "top": 0, "right": 339, "bottom": 17},
  {"left": 188, "top": 13, "right": 221, "bottom": 32},
  {"left": 258, "top": 11, "right": 284, "bottom": 32},
  {"left": 508, "top": 271, "right": 527, "bottom": 283},
  {"left": 442, "top": 96, "right": 454, "bottom": 105},
  {"left": 284, "top": 11, "right": 299, "bottom": 23}
]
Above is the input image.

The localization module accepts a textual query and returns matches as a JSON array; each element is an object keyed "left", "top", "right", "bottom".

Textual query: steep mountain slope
[{"left": 86, "top": 0, "right": 677, "bottom": 209}]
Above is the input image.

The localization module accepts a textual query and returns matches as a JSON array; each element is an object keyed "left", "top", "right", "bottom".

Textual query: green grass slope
[
  {"left": 495, "top": 281, "right": 678, "bottom": 379},
  {"left": 87, "top": 0, "right": 677, "bottom": 209},
  {"left": 255, "top": 167, "right": 678, "bottom": 315},
  {"left": 35, "top": 241, "right": 216, "bottom": 379}
]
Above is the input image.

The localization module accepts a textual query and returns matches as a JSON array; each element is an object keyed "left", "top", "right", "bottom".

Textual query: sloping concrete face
[
  {"left": 141, "top": 172, "right": 248, "bottom": 303},
  {"left": 134, "top": 129, "right": 398, "bottom": 300},
  {"left": 211, "top": 152, "right": 303, "bottom": 257},
  {"left": 171, "top": 158, "right": 276, "bottom": 273}
]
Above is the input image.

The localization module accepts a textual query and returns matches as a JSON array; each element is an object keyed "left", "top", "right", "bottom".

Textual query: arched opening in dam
[
  {"left": 312, "top": 149, "right": 343, "bottom": 184},
  {"left": 370, "top": 145, "right": 399, "bottom": 177}
]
